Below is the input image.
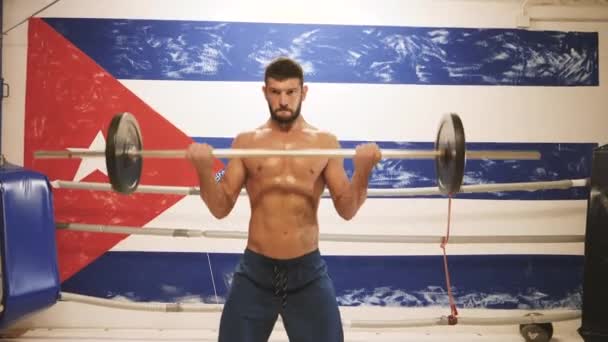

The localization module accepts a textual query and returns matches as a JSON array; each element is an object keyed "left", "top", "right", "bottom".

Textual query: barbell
[{"left": 34, "top": 112, "right": 541, "bottom": 195}]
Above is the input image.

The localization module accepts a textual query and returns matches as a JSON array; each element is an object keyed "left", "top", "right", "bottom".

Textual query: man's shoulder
[
  {"left": 303, "top": 126, "right": 339, "bottom": 147},
  {"left": 234, "top": 130, "right": 256, "bottom": 139},
  {"left": 232, "top": 126, "right": 269, "bottom": 146},
  {"left": 317, "top": 130, "right": 339, "bottom": 144},
  {"left": 232, "top": 131, "right": 254, "bottom": 147}
]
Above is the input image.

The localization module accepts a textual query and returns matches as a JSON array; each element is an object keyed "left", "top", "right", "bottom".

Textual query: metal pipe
[
  {"left": 51, "top": 178, "right": 589, "bottom": 197},
  {"left": 58, "top": 292, "right": 581, "bottom": 328},
  {"left": 57, "top": 222, "right": 584, "bottom": 244}
]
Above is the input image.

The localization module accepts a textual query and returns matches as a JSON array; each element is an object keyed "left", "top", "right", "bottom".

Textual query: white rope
[
  {"left": 51, "top": 178, "right": 589, "bottom": 197},
  {"left": 347, "top": 310, "right": 581, "bottom": 328},
  {"left": 55, "top": 222, "right": 203, "bottom": 237},
  {"left": 203, "top": 230, "right": 584, "bottom": 244},
  {"left": 2, "top": 0, "right": 62, "bottom": 35},
  {"left": 206, "top": 253, "right": 220, "bottom": 304},
  {"left": 56, "top": 222, "right": 584, "bottom": 244},
  {"left": 58, "top": 292, "right": 580, "bottom": 328},
  {"left": 59, "top": 292, "right": 222, "bottom": 312},
  {"left": 51, "top": 180, "right": 199, "bottom": 195}
]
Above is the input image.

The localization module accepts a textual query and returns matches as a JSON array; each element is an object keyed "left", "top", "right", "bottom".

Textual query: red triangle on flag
[{"left": 24, "top": 18, "right": 224, "bottom": 281}]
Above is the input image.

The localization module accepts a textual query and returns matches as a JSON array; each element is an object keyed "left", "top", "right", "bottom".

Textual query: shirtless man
[{"left": 186, "top": 57, "right": 381, "bottom": 342}]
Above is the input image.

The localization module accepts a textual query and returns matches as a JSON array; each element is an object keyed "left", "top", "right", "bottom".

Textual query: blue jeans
[{"left": 218, "top": 248, "right": 343, "bottom": 342}]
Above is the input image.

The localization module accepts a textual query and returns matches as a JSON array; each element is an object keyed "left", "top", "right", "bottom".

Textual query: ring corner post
[
  {"left": 0, "top": 0, "right": 4, "bottom": 156},
  {"left": 579, "top": 144, "right": 608, "bottom": 342}
]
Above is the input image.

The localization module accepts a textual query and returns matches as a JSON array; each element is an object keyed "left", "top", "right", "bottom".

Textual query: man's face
[{"left": 263, "top": 77, "right": 308, "bottom": 125}]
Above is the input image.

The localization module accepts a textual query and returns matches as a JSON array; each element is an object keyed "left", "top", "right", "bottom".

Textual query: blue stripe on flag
[
  {"left": 61, "top": 252, "right": 583, "bottom": 310},
  {"left": 43, "top": 18, "right": 598, "bottom": 86}
]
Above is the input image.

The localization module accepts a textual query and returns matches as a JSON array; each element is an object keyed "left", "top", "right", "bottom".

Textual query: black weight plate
[
  {"left": 435, "top": 113, "right": 465, "bottom": 194},
  {"left": 105, "top": 112, "right": 143, "bottom": 194}
]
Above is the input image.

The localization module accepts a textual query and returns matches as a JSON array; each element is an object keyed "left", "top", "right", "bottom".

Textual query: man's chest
[{"left": 242, "top": 134, "right": 329, "bottom": 181}]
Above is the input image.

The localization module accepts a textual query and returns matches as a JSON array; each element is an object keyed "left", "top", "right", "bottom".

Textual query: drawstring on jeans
[{"left": 273, "top": 265, "right": 288, "bottom": 308}]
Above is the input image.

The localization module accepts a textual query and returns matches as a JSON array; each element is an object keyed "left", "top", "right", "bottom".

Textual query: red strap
[{"left": 441, "top": 194, "right": 458, "bottom": 325}]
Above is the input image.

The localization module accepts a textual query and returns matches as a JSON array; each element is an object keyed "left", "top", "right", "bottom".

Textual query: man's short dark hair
[{"left": 264, "top": 57, "right": 304, "bottom": 85}]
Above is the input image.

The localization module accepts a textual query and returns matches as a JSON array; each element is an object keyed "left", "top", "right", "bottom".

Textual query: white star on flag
[{"left": 70, "top": 130, "right": 108, "bottom": 182}]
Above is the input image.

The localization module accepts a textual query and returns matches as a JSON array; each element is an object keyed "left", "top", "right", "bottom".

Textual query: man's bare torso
[
  {"left": 186, "top": 72, "right": 379, "bottom": 262},
  {"left": 237, "top": 122, "right": 332, "bottom": 259}
]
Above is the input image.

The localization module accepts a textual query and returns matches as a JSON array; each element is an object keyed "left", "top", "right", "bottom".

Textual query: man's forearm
[
  {"left": 335, "top": 170, "right": 371, "bottom": 220},
  {"left": 197, "top": 167, "right": 232, "bottom": 219}
]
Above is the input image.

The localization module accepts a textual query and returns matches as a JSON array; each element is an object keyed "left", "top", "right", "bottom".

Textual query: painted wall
[{"left": 2, "top": 0, "right": 608, "bottom": 334}]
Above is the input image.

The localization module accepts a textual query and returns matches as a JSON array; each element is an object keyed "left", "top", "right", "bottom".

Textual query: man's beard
[{"left": 269, "top": 101, "right": 302, "bottom": 125}]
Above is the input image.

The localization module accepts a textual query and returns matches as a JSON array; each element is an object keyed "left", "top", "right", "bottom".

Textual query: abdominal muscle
[{"left": 244, "top": 172, "right": 324, "bottom": 260}]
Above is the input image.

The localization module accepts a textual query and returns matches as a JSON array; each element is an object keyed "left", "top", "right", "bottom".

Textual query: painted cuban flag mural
[{"left": 24, "top": 17, "right": 597, "bottom": 310}]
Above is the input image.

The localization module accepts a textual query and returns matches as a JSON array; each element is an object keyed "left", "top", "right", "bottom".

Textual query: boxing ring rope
[
  {"left": 54, "top": 177, "right": 589, "bottom": 243},
  {"left": 57, "top": 292, "right": 580, "bottom": 327},
  {"left": 58, "top": 292, "right": 222, "bottom": 313},
  {"left": 52, "top": 177, "right": 588, "bottom": 330},
  {"left": 199, "top": 230, "right": 584, "bottom": 244},
  {"left": 50, "top": 178, "right": 590, "bottom": 197},
  {"left": 346, "top": 311, "right": 581, "bottom": 328},
  {"left": 56, "top": 222, "right": 585, "bottom": 244}
]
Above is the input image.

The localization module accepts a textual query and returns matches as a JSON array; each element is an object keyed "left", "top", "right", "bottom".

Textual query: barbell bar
[
  {"left": 35, "top": 148, "right": 539, "bottom": 160},
  {"left": 33, "top": 112, "right": 541, "bottom": 195}
]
